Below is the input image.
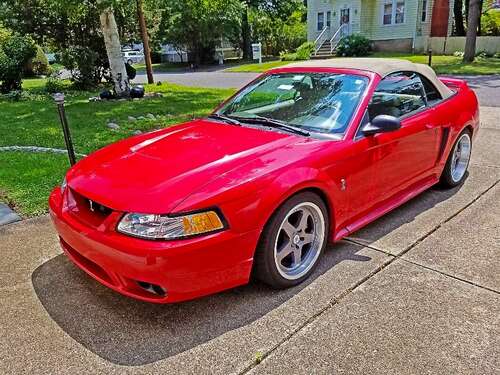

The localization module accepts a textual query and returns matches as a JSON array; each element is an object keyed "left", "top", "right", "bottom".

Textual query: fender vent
[{"left": 438, "top": 127, "right": 450, "bottom": 161}]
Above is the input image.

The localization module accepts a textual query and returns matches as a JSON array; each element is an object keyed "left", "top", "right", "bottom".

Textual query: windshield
[{"left": 218, "top": 73, "right": 368, "bottom": 136}]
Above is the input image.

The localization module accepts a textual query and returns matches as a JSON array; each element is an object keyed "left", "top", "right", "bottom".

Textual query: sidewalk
[{"left": 0, "top": 107, "right": 499, "bottom": 374}]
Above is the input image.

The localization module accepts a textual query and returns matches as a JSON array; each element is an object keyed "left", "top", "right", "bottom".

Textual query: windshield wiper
[
  {"left": 207, "top": 114, "right": 241, "bottom": 126},
  {"left": 231, "top": 115, "right": 310, "bottom": 137}
]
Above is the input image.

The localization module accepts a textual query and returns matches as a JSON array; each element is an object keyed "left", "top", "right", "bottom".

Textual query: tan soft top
[{"left": 284, "top": 58, "right": 453, "bottom": 99}]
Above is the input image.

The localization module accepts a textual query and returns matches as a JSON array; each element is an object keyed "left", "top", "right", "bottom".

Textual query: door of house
[{"left": 339, "top": 8, "right": 351, "bottom": 36}]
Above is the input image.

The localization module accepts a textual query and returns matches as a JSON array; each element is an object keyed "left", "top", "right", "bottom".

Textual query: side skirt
[{"left": 333, "top": 175, "right": 439, "bottom": 242}]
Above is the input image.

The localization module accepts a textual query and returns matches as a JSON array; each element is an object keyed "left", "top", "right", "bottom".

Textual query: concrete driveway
[{"left": 1, "top": 107, "right": 499, "bottom": 374}]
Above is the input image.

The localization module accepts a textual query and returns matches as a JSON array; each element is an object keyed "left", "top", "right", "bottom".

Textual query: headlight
[
  {"left": 117, "top": 210, "right": 226, "bottom": 240},
  {"left": 61, "top": 177, "right": 67, "bottom": 194}
]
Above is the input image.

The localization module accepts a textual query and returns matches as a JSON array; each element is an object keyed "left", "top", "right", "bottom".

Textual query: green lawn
[
  {"left": 224, "top": 53, "right": 500, "bottom": 75},
  {"left": 0, "top": 79, "right": 234, "bottom": 217}
]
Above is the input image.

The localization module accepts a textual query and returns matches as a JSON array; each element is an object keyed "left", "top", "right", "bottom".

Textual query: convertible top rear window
[{"left": 218, "top": 73, "right": 368, "bottom": 136}]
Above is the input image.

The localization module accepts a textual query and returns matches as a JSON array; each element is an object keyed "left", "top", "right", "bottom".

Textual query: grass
[
  {"left": 224, "top": 53, "right": 500, "bottom": 75},
  {"left": 0, "top": 79, "right": 235, "bottom": 216}
]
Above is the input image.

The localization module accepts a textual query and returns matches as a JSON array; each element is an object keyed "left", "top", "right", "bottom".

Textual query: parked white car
[{"left": 123, "top": 50, "right": 145, "bottom": 65}]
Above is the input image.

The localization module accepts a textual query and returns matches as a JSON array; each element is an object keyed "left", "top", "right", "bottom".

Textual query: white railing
[
  {"left": 313, "top": 27, "right": 329, "bottom": 55},
  {"left": 330, "top": 24, "right": 347, "bottom": 54}
]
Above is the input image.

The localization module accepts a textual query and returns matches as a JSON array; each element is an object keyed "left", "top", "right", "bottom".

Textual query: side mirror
[{"left": 361, "top": 115, "right": 401, "bottom": 136}]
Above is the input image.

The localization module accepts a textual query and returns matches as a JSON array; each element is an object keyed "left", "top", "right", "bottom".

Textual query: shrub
[
  {"left": 61, "top": 46, "right": 107, "bottom": 90},
  {"left": 296, "top": 41, "right": 315, "bottom": 60},
  {"left": 0, "top": 34, "right": 36, "bottom": 93},
  {"left": 281, "top": 52, "right": 299, "bottom": 61},
  {"left": 453, "top": 51, "right": 464, "bottom": 57},
  {"left": 336, "top": 34, "right": 371, "bottom": 57},
  {"left": 45, "top": 74, "right": 67, "bottom": 94},
  {"left": 280, "top": 41, "right": 315, "bottom": 61},
  {"left": 31, "top": 46, "right": 51, "bottom": 76}
]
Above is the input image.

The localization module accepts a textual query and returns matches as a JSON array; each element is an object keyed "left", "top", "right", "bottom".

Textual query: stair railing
[
  {"left": 313, "top": 27, "right": 329, "bottom": 56},
  {"left": 330, "top": 24, "right": 347, "bottom": 54}
]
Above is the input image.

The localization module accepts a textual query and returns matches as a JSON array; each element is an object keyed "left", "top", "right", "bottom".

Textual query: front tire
[
  {"left": 440, "top": 129, "right": 472, "bottom": 188},
  {"left": 254, "top": 192, "right": 329, "bottom": 289}
]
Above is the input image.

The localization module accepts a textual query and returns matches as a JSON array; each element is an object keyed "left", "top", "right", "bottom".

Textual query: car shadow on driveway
[
  {"left": 346, "top": 177, "right": 466, "bottom": 248},
  {"left": 31, "top": 241, "right": 371, "bottom": 366}
]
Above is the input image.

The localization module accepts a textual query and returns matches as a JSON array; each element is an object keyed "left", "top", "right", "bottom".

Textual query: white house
[{"left": 307, "top": 0, "right": 455, "bottom": 55}]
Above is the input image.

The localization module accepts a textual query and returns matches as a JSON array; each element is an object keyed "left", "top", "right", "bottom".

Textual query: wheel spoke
[
  {"left": 292, "top": 247, "right": 302, "bottom": 266},
  {"left": 297, "top": 211, "right": 311, "bottom": 232},
  {"left": 281, "top": 221, "right": 296, "bottom": 238},
  {"left": 302, "top": 233, "right": 315, "bottom": 245},
  {"left": 276, "top": 240, "right": 294, "bottom": 262}
]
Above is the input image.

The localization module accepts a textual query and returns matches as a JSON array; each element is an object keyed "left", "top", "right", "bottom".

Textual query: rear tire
[
  {"left": 440, "top": 129, "right": 472, "bottom": 188},
  {"left": 254, "top": 192, "right": 329, "bottom": 289}
]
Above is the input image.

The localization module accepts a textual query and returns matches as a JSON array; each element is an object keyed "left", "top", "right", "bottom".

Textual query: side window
[
  {"left": 368, "top": 71, "right": 426, "bottom": 120},
  {"left": 419, "top": 74, "right": 442, "bottom": 104}
]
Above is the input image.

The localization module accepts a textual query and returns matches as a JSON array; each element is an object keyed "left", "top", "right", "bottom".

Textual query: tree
[
  {"left": 100, "top": 6, "right": 130, "bottom": 97},
  {"left": 158, "top": 0, "right": 243, "bottom": 65},
  {"left": 464, "top": 0, "right": 481, "bottom": 62},
  {"left": 0, "top": 33, "right": 36, "bottom": 92},
  {"left": 240, "top": 0, "right": 303, "bottom": 59}
]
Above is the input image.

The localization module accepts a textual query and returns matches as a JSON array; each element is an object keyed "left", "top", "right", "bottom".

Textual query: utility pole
[{"left": 137, "top": 0, "right": 154, "bottom": 84}]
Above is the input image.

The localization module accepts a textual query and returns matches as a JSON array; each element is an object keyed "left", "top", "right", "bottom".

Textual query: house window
[
  {"left": 421, "top": 0, "right": 428, "bottom": 22},
  {"left": 317, "top": 12, "right": 325, "bottom": 30},
  {"left": 383, "top": 1, "right": 393, "bottom": 25},
  {"left": 327, "top": 11, "right": 332, "bottom": 28},
  {"left": 382, "top": 0, "right": 405, "bottom": 25}
]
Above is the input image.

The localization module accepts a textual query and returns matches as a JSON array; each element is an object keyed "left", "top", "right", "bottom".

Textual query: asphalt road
[
  {"left": 133, "top": 71, "right": 500, "bottom": 107},
  {"left": 132, "top": 70, "right": 259, "bottom": 90},
  {"left": 1, "top": 106, "right": 499, "bottom": 374}
]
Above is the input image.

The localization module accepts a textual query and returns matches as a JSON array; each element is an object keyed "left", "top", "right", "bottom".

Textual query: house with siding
[{"left": 307, "top": 0, "right": 454, "bottom": 56}]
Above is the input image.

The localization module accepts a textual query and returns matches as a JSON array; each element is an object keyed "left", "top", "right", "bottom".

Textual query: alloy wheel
[
  {"left": 451, "top": 133, "right": 471, "bottom": 183},
  {"left": 273, "top": 202, "right": 326, "bottom": 280}
]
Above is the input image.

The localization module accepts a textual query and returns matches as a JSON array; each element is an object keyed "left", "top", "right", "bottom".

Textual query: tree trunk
[
  {"left": 463, "top": 0, "right": 480, "bottom": 62},
  {"left": 241, "top": 7, "right": 252, "bottom": 59},
  {"left": 136, "top": 0, "right": 154, "bottom": 84},
  {"left": 454, "top": 0, "right": 466, "bottom": 36},
  {"left": 99, "top": 8, "right": 130, "bottom": 97},
  {"left": 477, "top": 0, "right": 483, "bottom": 36}
]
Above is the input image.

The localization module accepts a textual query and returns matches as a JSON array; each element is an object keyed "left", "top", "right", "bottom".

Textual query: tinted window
[{"left": 368, "top": 72, "right": 426, "bottom": 120}]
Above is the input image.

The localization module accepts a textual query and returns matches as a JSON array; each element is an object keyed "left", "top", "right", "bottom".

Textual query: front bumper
[{"left": 48, "top": 187, "right": 259, "bottom": 303}]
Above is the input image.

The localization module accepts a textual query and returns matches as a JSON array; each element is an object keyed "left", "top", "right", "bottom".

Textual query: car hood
[{"left": 67, "top": 119, "right": 300, "bottom": 213}]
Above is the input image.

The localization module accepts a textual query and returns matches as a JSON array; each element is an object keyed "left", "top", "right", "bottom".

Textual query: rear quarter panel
[{"left": 434, "top": 78, "right": 479, "bottom": 169}]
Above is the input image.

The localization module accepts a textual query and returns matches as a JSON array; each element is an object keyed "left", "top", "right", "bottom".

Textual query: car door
[{"left": 364, "top": 71, "right": 440, "bottom": 205}]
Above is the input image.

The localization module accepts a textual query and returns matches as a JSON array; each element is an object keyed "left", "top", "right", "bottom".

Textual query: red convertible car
[{"left": 49, "top": 58, "right": 479, "bottom": 303}]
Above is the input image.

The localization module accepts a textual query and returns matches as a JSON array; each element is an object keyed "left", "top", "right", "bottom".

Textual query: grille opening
[
  {"left": 85, "top": 198, "right": 113, "bottom": 217},
  {"left": 136, "top": 281, "right": 166, "bottom": 297},
  {"left": 68, "top": 189, "right": 113, "bottom": 228}
]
